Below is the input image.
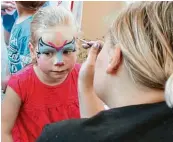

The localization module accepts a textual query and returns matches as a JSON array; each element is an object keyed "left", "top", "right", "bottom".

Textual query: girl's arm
[{"left": 1, "top": 86, "right": 22, "bottom": 142}]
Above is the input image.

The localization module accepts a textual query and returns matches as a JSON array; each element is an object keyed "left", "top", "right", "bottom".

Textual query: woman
[{"left": 37, "top": 1, "right": 173, "bottom": 142}]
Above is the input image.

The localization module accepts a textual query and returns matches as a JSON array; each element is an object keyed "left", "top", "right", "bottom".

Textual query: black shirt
[{"left": 37, "top": 102, "right": 173, "bottom": 142}]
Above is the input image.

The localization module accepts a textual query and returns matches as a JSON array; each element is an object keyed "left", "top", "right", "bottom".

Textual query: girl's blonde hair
[
  {"left": 110, "top": 2, "right": 173, "bottom": 107},
  {"left": 30, "top": 6, "right": 78, "bottom": 47},
  {"left": 30, "top": 6, "right": 78, "bottom": 63}
]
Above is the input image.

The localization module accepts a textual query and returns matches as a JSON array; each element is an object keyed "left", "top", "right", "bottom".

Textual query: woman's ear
[
  {"left": 29, "top": 42, "right": 37, "bottom": 61},
  {"left": 106, "top": 46, "right": 122, "bottom": 74}
]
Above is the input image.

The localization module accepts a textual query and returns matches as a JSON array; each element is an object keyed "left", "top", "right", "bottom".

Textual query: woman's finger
[
  {"left": 86, "top": 42, "right": 101, "bottom": 66},
  {"left": 82, "top": 40, "right": 104, "bottom": 49}
]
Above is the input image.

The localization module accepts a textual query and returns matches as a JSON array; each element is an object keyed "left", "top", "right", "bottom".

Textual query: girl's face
[{"left": 36, "top": 29, "right": 77, "bottom": 81}]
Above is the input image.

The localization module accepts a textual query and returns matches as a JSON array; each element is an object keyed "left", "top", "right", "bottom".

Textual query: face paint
[
  {"left": 47, "top": 31, "right": 68, "bottom": 51},
  {"left": 47, "top": 41, "right": 68, "bottom": 51},
  {"left": 55, "top": 52, "right": 63, "bottom": 64},
  {"left": 37, "top": 37, "right": 76, "bottom": 65}
]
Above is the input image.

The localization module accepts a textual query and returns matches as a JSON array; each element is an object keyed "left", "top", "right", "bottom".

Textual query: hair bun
[{"left": 165, "top": 74, "right": 173, "bottom": 108}]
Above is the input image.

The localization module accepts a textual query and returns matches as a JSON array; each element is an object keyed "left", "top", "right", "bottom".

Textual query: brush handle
[{"left": 78, "top": 38, "right": 102, "bottom": 49}]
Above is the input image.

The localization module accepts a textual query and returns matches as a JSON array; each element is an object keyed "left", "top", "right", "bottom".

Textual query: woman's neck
[
  {"left": 104, "top": 65, "right": 165, "bottom": 108},
  {"left": 107, "top": 88, "right": 165, "bottom": 108}
]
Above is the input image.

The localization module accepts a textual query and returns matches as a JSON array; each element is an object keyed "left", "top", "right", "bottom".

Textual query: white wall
[{"left": 1, "top": 25, "right": 8, "bottom": 80}]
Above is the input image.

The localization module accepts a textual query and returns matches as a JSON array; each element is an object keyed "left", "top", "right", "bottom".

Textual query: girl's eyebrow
[
  {"left": 47, "top": 41, "right": 67, "bottom": 51},
  {"left": 39, "top": 37, "right": 75, "bottom": 51},
  {"left": 39, "top": 47, "right": 55, "bottom": 52},
  {"left": 64, "top": 37, "right": 75, "bottom": 45},
  {"left": 39, "top": 37, "right": 67, "bottom": 51},
  {"left": 62, "top": 44, "right": 75, "bottom": 51}
]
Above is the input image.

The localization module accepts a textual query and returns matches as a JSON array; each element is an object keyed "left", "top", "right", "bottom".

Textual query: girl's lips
[{"left": 51, "top": 70, "right": 67, "bottom": 74}]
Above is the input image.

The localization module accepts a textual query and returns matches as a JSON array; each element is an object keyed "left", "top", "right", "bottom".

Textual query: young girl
[{"left": 2, "top": 6, "right": 80, "bottom": 142}]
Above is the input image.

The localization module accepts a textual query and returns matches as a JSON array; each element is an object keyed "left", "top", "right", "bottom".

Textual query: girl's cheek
[{"left": 38, "top": 57, "right": 52, "bottom": 68}]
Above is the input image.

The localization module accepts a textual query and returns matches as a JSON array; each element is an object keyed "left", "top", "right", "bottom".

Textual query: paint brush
[
  {"left": 78, "top": 38, "right": 89, "bottom": 44},
  {"left": 77, "top": 38, "right": 93, "bottom": 49},
  {"left": 77, "top": 38, "right": 102, "bottom": 50}
]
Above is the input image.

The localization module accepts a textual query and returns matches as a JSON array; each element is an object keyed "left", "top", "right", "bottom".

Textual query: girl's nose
[
  {"left": 54, "top": 52, "right": 64, "bottom": 66},
  {"left": 55, "top": 62, "right": 64, "bottom": 66}
]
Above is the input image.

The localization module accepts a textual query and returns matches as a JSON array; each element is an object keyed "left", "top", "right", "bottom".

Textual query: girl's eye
[
  {"left": 63, "top": 50, "right": 73, "bottom": 55},
  {"left": 43, "top": 52, "right": 53, "bottom": 56}
]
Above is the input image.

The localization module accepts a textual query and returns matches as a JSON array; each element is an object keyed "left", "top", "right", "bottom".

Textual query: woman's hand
[
  {"left": 78, "top": 40, "right": 105, "bottom": 118},
  {"left": 79, "top": 41, "right": 103, "bottom": 91}
]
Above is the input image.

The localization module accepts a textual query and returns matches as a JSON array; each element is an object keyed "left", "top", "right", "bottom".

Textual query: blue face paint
[
  {"left": 56, "top": 51, "right": 63, "bottom": 63},
  {"left": 37, "top": 37, "right": 76, "bottom": 64}
]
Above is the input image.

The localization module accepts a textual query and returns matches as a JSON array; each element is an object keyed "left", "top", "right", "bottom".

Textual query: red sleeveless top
[{"left": 8, "top": 64, "right": 81, "bottom": 142}]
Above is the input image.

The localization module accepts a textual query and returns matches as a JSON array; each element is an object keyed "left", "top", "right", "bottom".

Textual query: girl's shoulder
[
  {"left": 73, "top": 63, "right": 81, "bottom": 73},
  {"left": 11, "top": 64, "right": 34, "bottom": 80},
  {"left": 69, "top": 63, "right": 81, "bottom": 78},
  {"left": 8, "top": 64, "right": 35, "bottom": 92},
  {"left": 7, "top": 64, "right": 35, "bottom": 102},
  {"left": 64, "top": 64, "right": 81, "bottom": 86}
]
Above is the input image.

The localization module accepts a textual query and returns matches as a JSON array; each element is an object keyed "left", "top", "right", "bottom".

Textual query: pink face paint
[
  {"left": 47, "top": 31, "right": 68, "bottom": 51},
  {"left": 47, "top": 41, "right": 67, "bottom": 51}
]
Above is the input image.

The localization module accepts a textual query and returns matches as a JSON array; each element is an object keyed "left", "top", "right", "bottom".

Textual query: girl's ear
[{"left": 29, "top": 42, "right": 37, "bottom": 61}]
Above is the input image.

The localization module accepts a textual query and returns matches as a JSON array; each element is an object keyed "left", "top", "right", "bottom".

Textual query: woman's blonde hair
[{"left": 110, "top": 2, "right": 173, "bottom": 107}]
